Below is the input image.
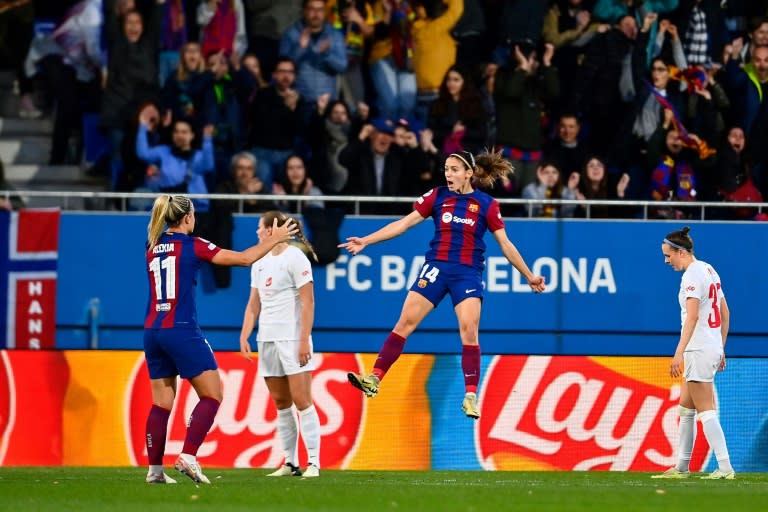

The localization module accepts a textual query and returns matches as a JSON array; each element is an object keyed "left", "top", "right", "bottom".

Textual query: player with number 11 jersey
[{"left": 145, "top": 234, "right": 220, "bottom": 329}]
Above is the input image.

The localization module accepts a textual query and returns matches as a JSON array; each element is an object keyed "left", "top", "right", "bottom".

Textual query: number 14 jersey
[{"left": 414, "top": 186, "right": 504, "bottom": 271}]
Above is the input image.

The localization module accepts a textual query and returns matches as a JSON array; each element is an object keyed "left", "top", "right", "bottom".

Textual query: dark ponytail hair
[
  {"left": 664, "top": 226, "right": 694, "bottom": 253},
  {"left": 448, "top": 149, "right": 515, "bottom": 189}
]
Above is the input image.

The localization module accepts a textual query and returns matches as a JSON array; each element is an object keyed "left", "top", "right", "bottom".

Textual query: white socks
[
  {"left": 299, "top": 404, "right": 321, "bottom": 468},
  {"left": 699, "top": 410, "right": 733, "bottom": 473},
  {"left": 675, "top": 406, "right": 696, "bottom": 472},
  {"left": 276, "top": 407, "right": 299, "bottom": 466}
]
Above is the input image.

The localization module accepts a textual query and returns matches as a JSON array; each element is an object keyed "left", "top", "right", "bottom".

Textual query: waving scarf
[{"left": 646, "top": 81, "right": 716, "bottom": 160}]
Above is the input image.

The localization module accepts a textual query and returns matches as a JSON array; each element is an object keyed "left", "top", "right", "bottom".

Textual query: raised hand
[
  {"left": 642, "top": 12, "right": 658, "bottom": 32},
  {"left": 514, "top": 45, "right": 531, "bottom": 72},
  {"left": 358, "top": 123, "right": 375, "bottom": 141},
  {"left": 138, "top": 104, "right": 160, "bottom": 128},
  {"left": 667, "top": 23, "right": 679, "bottom": 40},
  {"left": 338, "top": 236, "right": 368, "bottom": 255},
  {"left": 269, "top": 217, "right": 297, "bottom": 244},
  {"left": 317, "top": 92, "right": 331, "bottom": 113},
  {"left": 617, "top": 173, "right": 630, "bottom": 198},
  {"left": 567, "top": 171, "right": 580, "bottom": 191},
  {"left": 542, "top": 43, "right": 555, "bottom": 67}
]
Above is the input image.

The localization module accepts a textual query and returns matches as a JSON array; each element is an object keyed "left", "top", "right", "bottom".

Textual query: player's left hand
[
  {"left": 528, "top": 275, "right": 546, "bottom": 293},
  {"left": 718, "top": 354, "right": 726, "bottom": 372},
  {"left": 338, "top": 236, "right": 367, "bottom": 255},
  {"left": 670, "top": 353, "right": 683, "bottom": 378}
]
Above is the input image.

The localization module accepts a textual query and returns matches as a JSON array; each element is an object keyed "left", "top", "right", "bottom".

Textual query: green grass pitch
[{"left": 0, "top": 468, "right": 766, "bottom": 512}]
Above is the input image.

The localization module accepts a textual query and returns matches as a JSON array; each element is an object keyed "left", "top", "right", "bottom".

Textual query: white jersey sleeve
[{"left": 288, "top": 246, "right": 314, "bottom": 289}]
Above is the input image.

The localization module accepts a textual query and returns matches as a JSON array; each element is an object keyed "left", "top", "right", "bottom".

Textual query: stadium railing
[{"left": 2, "top": 189, "right": 767, "bottom": 219}]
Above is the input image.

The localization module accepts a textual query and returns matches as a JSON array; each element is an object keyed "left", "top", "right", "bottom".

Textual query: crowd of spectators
[{"left": 1, "top": 0, "right": 768, "bottom": 222}]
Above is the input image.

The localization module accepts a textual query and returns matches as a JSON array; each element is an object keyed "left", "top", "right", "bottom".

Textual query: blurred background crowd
[{"left": 1, "top": 0, "right": 767, "bottom": 223}]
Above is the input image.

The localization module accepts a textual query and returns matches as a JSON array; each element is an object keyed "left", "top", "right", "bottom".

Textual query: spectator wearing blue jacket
[
  {"left": 279, "top": 0, "right": 347, "bottom": 125},
  {"left": 136, "top": 110, "right": 215, "bottom": 212}
]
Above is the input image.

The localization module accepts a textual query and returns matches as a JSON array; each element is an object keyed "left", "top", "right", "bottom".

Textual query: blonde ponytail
[{"left": 147, "top": 195, "right": 193, "bottom": 247}]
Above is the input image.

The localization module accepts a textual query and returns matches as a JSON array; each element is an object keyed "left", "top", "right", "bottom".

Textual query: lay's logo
[{"left": 476, "top": 355, "right": 711, "bottom": 471}]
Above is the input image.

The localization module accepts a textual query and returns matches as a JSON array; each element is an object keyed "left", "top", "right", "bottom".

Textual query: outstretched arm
[
  {"left": 212, "top": 218, "right": 297, "bottom": 266},
  {"left": 492, "top": 229, "right": 546, "bottom": 292},
  {"left": 339, "top": 210, "right": 425, "bottom": 255}
]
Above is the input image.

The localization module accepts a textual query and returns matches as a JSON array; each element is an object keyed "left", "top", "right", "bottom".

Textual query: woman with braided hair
[
  {"left": 341, "top": 150, "right": 546, "bottom": 419},
  {"left": 239, "top": 211, "right": 322, "bottom": 477}
]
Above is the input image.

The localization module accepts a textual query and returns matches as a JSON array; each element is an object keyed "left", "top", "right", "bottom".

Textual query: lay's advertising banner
[{"left": 2, "top": 350, "right": 767, "bottom": 471}]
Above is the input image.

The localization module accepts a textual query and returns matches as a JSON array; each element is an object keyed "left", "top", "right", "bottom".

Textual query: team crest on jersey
[
  {"left": 266, "top": 277, "right": 273, "bottom": 287},
  {"left": 417, "top": 279, "right": 428, "bottom": 288},
  {"left": 468, "top": 203, "right": 479, "bottom": 213}
]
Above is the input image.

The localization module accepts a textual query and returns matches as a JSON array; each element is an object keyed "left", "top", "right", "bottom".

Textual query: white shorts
[
  {"left": 684, "top": 347, "right": 722, "bottom": 382},
  {"left": 257, "top": 339, "right": 315, "bottom": 377}
]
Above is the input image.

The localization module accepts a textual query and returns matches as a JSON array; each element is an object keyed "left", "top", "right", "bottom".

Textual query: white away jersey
[
  {"left": 250, "top": 245, "right": 313, "bottom": 341},
  {"left": 679, "top": 259, "right": 726, "bottom": 351}
]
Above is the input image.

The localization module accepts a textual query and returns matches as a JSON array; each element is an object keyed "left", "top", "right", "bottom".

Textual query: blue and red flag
[{"left": 0, "top": 209, "right": 60, "bottom": 349}]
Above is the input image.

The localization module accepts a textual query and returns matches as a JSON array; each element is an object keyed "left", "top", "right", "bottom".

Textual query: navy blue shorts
[
  {"left": 143, "top": 327, "right": 218, "bottom": 380},
  {"left": 409, "top": 260, "right": 483, "bottom": 307}
]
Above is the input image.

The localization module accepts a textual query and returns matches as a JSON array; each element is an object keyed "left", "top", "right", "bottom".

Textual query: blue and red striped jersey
[
  {"left": 413, "top": 187, "right": 504, "bottom": 270},
  {"left": 144, "top": 232, "right": 221, "bottom": 329}
]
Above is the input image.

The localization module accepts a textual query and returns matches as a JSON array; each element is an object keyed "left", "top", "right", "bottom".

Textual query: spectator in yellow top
[{"left": 411, "top": 0, "right": 463, "bottom": 124}]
